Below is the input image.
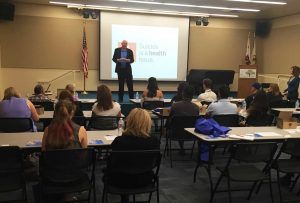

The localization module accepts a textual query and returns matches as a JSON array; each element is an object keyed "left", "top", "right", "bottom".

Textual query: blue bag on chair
[
  {"left": 195, "top": 118, "right": 231, "bottom": 161},
  {"left": 195, "top": 118, "right": 231, "bottom": 137}
]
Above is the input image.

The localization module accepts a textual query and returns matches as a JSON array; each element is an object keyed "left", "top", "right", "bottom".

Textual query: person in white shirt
[
  {"left": 206, "top": 85, "right": 237, "bottom": 116},
  {"left": 198, "top": 78, "right": 217, "bottom": 102},
  {"left": 92, "top": 85, "right": 121, "bottom": 117}
]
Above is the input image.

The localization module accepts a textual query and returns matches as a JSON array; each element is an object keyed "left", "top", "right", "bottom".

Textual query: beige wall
[
  {"left": 0, "top": 3, "right": 256, "bottom": 97},
  {"left": 261, "top": 14, "right": 300, "bottom": 74}
]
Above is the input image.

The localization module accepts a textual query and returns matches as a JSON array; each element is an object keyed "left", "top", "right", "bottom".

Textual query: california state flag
[
  {"left": 245, "top": 32, "right": 251, "bottom": 65},
  {"left": 251, "top": 32, "right": 257, "bottom": 64}
]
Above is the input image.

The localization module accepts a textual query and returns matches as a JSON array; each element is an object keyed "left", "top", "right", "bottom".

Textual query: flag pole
[{"left": 82, "top": 20, "right": 88, "bottom": 95}]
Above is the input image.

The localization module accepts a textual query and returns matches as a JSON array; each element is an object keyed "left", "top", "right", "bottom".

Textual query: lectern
[{"left": 237, "top": 65, "right": 257, "bottom": 98}]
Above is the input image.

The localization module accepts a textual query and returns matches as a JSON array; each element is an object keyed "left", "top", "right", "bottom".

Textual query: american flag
[{"left": 82, "top": 26, "right": 88, "bottom": 78}]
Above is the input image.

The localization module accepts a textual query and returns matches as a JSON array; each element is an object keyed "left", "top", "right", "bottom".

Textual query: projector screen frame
[{"left": 98, "top": 11, "right": 190, "bottom": 82}]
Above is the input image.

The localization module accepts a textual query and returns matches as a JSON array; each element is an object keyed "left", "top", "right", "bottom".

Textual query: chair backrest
[
  {"left": 72, "top": 116, "right": 86, "bottom": 128},
  {"left": 270, "top": 100, "right": 295, "bottom": 108},
  {"left": 281, "top": 140, "right": 300, "bottom": 157},
  {"left": 89, "top": 116, "right": 121, "bottom": 130},
  {"left": 246, "top": 114, "right": 274, "bottom": 126},
  {"left": 142, "top": 100, "right": 164, "bottom": 110},
  {"left": 32, "top": 101, "right": 54, "bottom": 111},
  {"left": 233, "top": 142, "right": 277, "bottom": 163},
  {"left": 0, "top": 146, "right": 23, "bottom": 175},
  {"left": 39, "top": 148, "right": 95, "bottom": 183},
  {"left": 107, "top": 150, "right": 161, "bottom": 176},
  {"left": 201, "top": 101, "right": 212, "bottom": 106},
  {"left": 212, "top": 114, "right": 240, "bottom": 127},
  {"left": 169, "top": 116, "right": 200, "bottom": 140},
  {"left": 0, "top": 117, "right": 34, "bottom": 132}
]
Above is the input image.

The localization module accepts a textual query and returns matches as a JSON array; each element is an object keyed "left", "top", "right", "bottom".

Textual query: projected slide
[
  {"left": 111, "top": 25, "right": 178, "bottom": 79},
  {"left": 100, "top": 12, "right": 189, "bottom": 81}
]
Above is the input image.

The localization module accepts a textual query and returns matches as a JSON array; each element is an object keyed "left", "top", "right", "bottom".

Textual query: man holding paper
[{"left": 112, "top": 40, "right": 134, "bottom": 102}]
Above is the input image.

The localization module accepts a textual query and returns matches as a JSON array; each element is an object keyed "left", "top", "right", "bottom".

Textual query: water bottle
[
  {"left": 295, "top": 100, "right": 299, "bottom": 109},
  {"left": 74, "top": 91, "right": 79, "bottom": 100},
  {"left": 135, "top": 92, "right": 139, "bottom": 100},
  {"left": 118, "top": 118, "right": 124, "bottom": 136},
  {"left": 242, "top": 100, "right": 247, "bottom": 110}
]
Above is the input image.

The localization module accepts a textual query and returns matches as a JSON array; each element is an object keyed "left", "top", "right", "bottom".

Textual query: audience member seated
[
  {"left": 198, "top": 78, "right": 217, "bottom": 102},
  {"left": 42, "top": 100, "right": 87, "bottom": 150},
  {"left": 283, "top": 65, "right": 300, "bottom": 102},
  {"left": 168, "top": 85, "right": 199, "bottom": 155},
  {"left": 142, "top": 77, "right": 164, "bottom": 104},
  {"left": 58, "top": 90, "right": 83, "bottom": 117},
  {"left": 92, "top": 85, "right": 121, "bottom": 117},
  {"left": 245, "top": 82, "right": 261, "bottom": 109},
  {"left": 65, "top": 83, "right": 78, "bottom": 101},
  {"left": 267, "top": 83, "right": 283, "bottom": 105},
  {"left": 206, "top": 85, "right": 237, "bottom": 116},
  {"left": 244, "top": 90, "right": 270, "bottom": 126},
  {"left": 0, "top": 87, "right": 39, "bottom": 131},
  {"left": 109, "top": 108, "right": 160, "bottom": 203},
  {"left": 29, "top": 84, "right": 52, "bottom": 102},
  {"left": 171, "top": 82, "right": 188, "bottom": 104},
  {"left": 112, "top": 108, "right": 159, "bottom": 150}
]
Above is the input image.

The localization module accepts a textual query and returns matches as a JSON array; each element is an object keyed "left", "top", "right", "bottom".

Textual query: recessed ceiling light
[{"left": 227, "top": 0, "right": 286, "bottom": 5}]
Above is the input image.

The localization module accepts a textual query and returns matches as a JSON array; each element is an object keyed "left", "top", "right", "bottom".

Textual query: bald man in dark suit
[{"left": 112, "top": 40, "right": 134, "bottom": 102}]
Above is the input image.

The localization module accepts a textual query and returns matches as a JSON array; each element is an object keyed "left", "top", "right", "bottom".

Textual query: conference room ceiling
[{"left": 14, "top": 0, "right": 300, "bottom": 19}]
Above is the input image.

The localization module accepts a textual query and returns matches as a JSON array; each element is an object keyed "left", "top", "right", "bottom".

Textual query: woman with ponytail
[{"left": 42, "top": 100, "right": 87, "bottom": 150}]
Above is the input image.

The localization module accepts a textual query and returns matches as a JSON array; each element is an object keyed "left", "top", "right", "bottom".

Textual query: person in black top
[
  {"left": 110, "top": 108, "right": 159, "bottom": 203},
  {"left": 171, "top": 82, "right": 188, "bottom": 104},
  {"left": 42, "top": 100, "right": 88, "bottom": 150},
  {"left": 245, "top": 90, "right": 270, "bottom": 126},
  {"left": 112, "top": 108, "right": 159, "bottom": 150},
  {"left": 267, "top": 83, "right": 283, "bottom": 106},
  {"left": 245, "top": 82, "right": 261, "bottom": 109},
  {"left": 168, "top": 85, "right": 199, "bottom": 155}
]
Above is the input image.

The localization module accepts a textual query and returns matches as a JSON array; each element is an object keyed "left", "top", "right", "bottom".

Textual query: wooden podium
[{"left": 237, "top": 65, "right": 257, "bottom": 98}]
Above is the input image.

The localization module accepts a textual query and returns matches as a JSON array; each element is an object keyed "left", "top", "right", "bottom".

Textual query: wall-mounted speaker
[
  {"left": 0, "top": 2, "right": 15, "bottom": 21},
  {"left": 256, "top": 21, "right": 272, "bottom": 38}
]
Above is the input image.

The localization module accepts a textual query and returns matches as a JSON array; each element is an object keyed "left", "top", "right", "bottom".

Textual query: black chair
[
  {"left": 246, "top": 114, "right": 274, "bottom": 126},
  {"left": 39, "top": 148, "right": 96, "bottom": 203},
  {"left": 212, "top": 114, "right": 240, "bottom": 127},
  {"left": 212, "top": 114, "right": 240, "bottom": 154},
  {"left": 274, "top": 140, "right": 300, "bottom": 203},
  {"left": 72, "top": 116, "right": 86, "bottom": 128},
  {"left": 88, "top": 116, "right": 122, "bottom": 130},
  {"left": 142, "top": 100, "right": 164, "bottom": 110},
  {"left": 270, "top": 100, "right": 295, "bottom": 108},
  {"left": 0, "top": 146, "right": 27, "bottom": 202},
  {"left": 201, "top": 101, "right": 212, "bottom": 106},
  {"left": 211, "top": 142, "right": 277, "bottom": 203},
  {"left": 0, "top": 117, "right": 34, "bottom": 132},
  {"left": 165, "top": 116, "right": 200, "bottom": 167},
  {"left": 32, "top": 101, "right": 54, "bottom": 111},
  {"left": 102, "top": 150, "right": 162, "bottom": 203}
]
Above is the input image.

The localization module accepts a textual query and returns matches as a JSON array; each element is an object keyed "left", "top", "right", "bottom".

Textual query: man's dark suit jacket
[{"left": 112, "top": 48, "right": 134, "bottom": 74}]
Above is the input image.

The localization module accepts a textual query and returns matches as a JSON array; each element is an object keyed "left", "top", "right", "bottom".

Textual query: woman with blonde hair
[
  {"left": 42, "top": 100, "right": 87, "bottom": 150},
  {"left": 109, "top": 108, "right": 159, "bottom": 203},
  {"left": 0, "top": 87, "right": 39, "bottom": 131},
  {"left": 92, "top": 85, "right": 121, "bottom": 117},
  {"left": 111, "top": 108, "right": 159, "bottom": 150}
]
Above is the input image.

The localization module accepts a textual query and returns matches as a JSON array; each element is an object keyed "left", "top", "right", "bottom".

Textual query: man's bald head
[{"left": 121, "top": 40, "right": 128, "bottom": 49}]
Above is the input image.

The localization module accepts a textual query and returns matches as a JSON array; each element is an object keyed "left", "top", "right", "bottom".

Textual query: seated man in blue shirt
[{"left": 206, "top": 85, "right": 237, "bottom": 116}]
